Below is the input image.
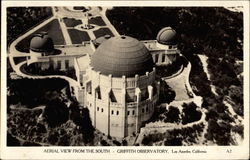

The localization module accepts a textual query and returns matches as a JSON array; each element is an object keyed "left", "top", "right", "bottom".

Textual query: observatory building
[
  {"left": 83, "top": 36, "right": 160, "bottom": 138},
  {"left": 26, "top": 27, "right": 181, "bottom": 138}
]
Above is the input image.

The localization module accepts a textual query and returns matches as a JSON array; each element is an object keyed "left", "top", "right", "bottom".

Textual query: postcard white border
[{"left": 1, "top": 1, "right": 249, "bottom": 159}]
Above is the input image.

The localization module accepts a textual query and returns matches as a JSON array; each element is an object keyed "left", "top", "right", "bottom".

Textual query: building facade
[
  {"left": 27, "top": 27, "right": 181, "bottom": 138},
  {"left": 83, "top": 36, "right": 160, "bottom": 138}
]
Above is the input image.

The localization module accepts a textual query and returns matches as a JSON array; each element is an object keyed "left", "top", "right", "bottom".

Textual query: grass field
[
  {"left": 63, "top": 18, "right": 82, "bottom": 27},
  {"left": 15, "top": 19, "right": 65, "bottom": 53},
  {"left": 67, "top": 29, "right": 91, "bottom": 44},
  {"left": 88, "top": 16, "right": 106, "bottom": 26},
  {"left": 93, "top": 28, "right": 114, "bottom": 38}
]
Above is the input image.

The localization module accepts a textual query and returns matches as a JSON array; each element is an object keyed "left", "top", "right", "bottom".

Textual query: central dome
[{"left": 91, "top": 36, "right": 154, "bottom": 77}]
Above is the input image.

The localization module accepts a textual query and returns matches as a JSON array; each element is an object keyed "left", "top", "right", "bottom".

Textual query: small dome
[
  {"left": 30, "top": 32, "right": 54, "bottom": 52},
  {"left": 156, "top": 27, "right": 177, "bottom": 45},
  {"left": 91, "top": 36, "right": 154, "bottom": 77}
]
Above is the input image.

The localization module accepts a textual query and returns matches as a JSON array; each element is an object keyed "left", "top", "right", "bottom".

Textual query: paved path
[
  {"left": 14, "top": 61, "right": 80, "bottom": 87},
  {"left": 58, "top": 18, "right": 72, "bottom": 45},
  {"left": 164, "top": 61, "right": 193, "bottom": 101},
  {"left": 198, "top": 54, "right": 218, "bottom": 96}
]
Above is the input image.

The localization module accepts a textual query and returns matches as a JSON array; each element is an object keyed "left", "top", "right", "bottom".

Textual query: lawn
[
  {"left": 67, "top": 29, "right": 90, "bottom": 44},
  {"left": 93, "top": 28, "right": 114, "bottom": 38},
  {"left": 13, "top": 57, "right": 27, "bottom": 65},
  {"left": 63, "top": 18, "right": 82, "bottom": 27},
  {"left": 88, "top": 16, "right": 106, "bottom": 26},
  {"left": 15, "top": 19, "right": 65, "bottom": 53}
]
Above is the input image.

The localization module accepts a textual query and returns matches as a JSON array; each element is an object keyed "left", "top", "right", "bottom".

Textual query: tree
[
  {"left": 43, "top": 99, "right": 69, "bottom": 127},
  {"left": 181, "top": 102, "right": 202, "bottom": 125}
]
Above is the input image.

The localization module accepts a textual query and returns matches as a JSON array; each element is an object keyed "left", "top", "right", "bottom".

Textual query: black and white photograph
[{"left": 1, "top": 1, "right": 249, "bottom": 159}]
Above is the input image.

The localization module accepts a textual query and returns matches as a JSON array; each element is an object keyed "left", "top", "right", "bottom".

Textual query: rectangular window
[
  {"left": 97, "top": 107, "right": 99, "bottom": 111},
  {"left": 142, "top": 108, "right": 144, "bottom": 113},
  {"left": 162, "top": 54, "right": 165, "bottom": 63},
  {"left": 127, "top": 111, "right": 130, "bottom": 115},
  {"left": 111, "top": 110, "right": 114, "bottom": 115},
  {"left": 101, "top": 108, "right": 103, "bottom": 112},
  {"left": 65, "top": 60, "right": 69, "bottom": 68},
  {"left": 155, "top": 54, "right": 159, "bottom": 63},
  {"left": 57, "top": 60, "right": 61, "bottom": 69},
  {"left": 132, "top": 110, "right": 135, "bottom": 115},
  {"left": 146, "top": 107, "right": 148, "bottom": 112},
  {"left": 117, "top": 111, "right": 119, "bottom": 115}
]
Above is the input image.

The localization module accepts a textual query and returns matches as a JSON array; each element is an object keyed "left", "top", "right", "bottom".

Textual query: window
[
  {"left": 97, "top": 107, "right": 99, "bottom": 111},
  {"left": 142, "top": 108, "right": 144, "bottom": 113},
  {"left": 65, "top": 60, "right": 69, "bottom": 68},
  {"left": 162, "top": 54, "right": 165, "bottom": 63},
  {"left": 101, "top": 108, "right": 103, "bottom": 112},
  {"left": 169, "top": 45, "right": 172, "bottom": 49},
  {"left": 111, "top": 110, "right": 114, "bottom": 115},
  {"left": 146, "top": 107, "right": 148, "bottom": 112},
  {"left": 155, "top": 54, "right": 159, "bottom": 63},
  {"left": 132, "top": 110, "right": 135, "bottom": 115},
  {"left": 57, "top": 60, "right": 61, "bottom": 69},
  {"left": 127, "top": 111, "right": 130, "bottom": 115},
  {"left": 117, "top": 111, "right": 119, "bottom": 115}
]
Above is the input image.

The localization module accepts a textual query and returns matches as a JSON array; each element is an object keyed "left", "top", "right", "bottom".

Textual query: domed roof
[
  {"left": 156, "top": 27, "right": 177, "bottom": 45},
  {"left": 91, "top": 36, "right": 154, "bottom": 77},
  {"left": 30, "top": 32, "right": 54, "bottom": 52}
]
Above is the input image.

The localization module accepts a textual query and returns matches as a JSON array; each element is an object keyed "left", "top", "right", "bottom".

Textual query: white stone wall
[
  {"left": 84, "top": 68, "right": 159, "bottom": 138},
  {"left": 29, "top": 51, "right": 81, "bottom": 71}
]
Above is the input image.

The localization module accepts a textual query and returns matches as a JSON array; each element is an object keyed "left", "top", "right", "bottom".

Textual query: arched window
[
  {"left": 111, "top": 110, "right": 114, "bottom": 115},
  {"left": 117, "top": 111, "right": 119, "bottom": 115},
  {"left": 101, "top": 108, "right": 103, "bottom": 112}
]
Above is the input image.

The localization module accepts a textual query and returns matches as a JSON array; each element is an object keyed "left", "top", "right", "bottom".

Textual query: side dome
[
  {"left": 91, "top": 36, "right": 154, "bottom": 77},
  {"left": 156, "top": 27, "right": 177, "bottom": 45},
  {"left": 30, "top": 32, "right": 54, "bottom": 52}
]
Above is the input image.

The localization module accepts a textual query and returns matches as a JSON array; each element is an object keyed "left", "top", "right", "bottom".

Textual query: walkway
[
  {"left": 58, "top": 18, "right": 72, "bottom": 45},
  {"left": 163, "top": 61, "right": 195, "bottom": 101},
  {"left": 198, "top": 54, "right": 218, "bottom": 96},
  {"left": 14, "top": 61, "right": 80, "bottom": 87}
]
